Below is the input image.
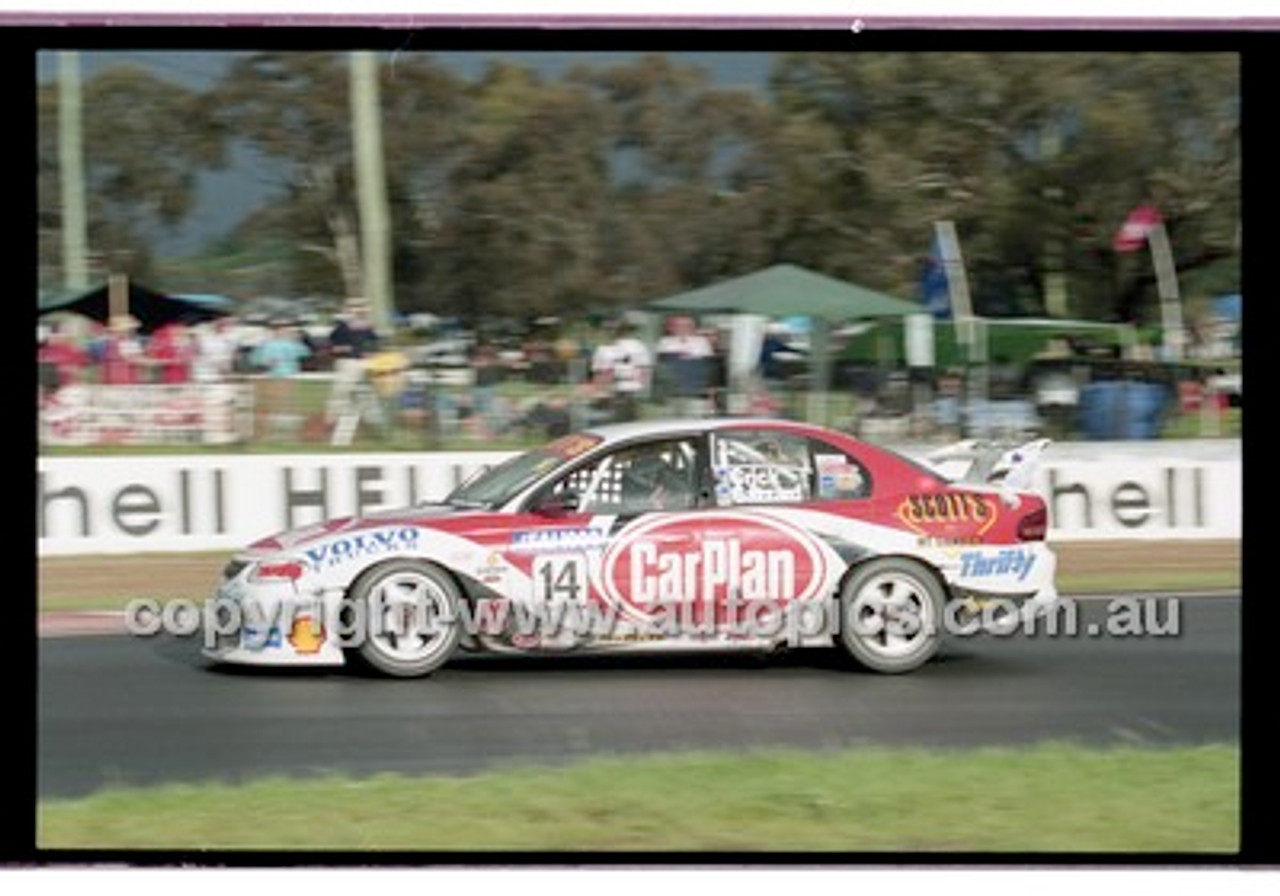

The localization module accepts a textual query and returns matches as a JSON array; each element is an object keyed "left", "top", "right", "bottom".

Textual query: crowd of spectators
[
  {"left": 39, "top": 301, "right": 1239, "bottom": 446},
  {"left": 38, "top": 315, "right": 243, "bottom": 393}
]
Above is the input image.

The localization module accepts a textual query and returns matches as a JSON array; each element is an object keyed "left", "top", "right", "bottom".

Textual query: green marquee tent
[
  {"left": 649, "top": 263, "right": 924, "bottom": 423},
  {"left": 649, "top": 263, "right": 921, "bottom": 322}
]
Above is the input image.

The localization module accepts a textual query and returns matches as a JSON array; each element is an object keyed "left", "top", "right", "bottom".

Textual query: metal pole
[
  {"left": 58, "top": 51, "right": 89, "bottom": 291},
  {"left": 806, "top": 317, "right": 830, "bottom": 427},
  {"left": 108, "top": 271, "right": 128, "bottom": 322},
  {"left": 350, "top": 51, "right": 394, "bottom": 332}
]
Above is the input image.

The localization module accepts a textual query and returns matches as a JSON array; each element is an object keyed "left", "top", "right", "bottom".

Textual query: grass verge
[
  {"left": 38, "top": 742, "right": 1238, "bottom": 853},
  {"left": 36, "top": 545, "right": 1240, "bottom": 614}
]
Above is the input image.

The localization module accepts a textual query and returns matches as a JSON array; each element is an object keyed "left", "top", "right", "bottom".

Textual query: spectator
[
  {"left": 506, "top": 395, "right": 572, "bottom": 440},
  {"left": 147, "top": 322, "right": 196, "bottom": 385},
  {"left": 326, "top": 299, "right": 381, "bottom": 426},
  {"left": 656, "top": 314, "right": 714, "bottom": 416},
  {"left": 702, "top": 325, "right": 729, "bottom": 414},
  {"left": 84, "top": 322, "right": 109, "bottom": 375},
  {"left": 759, "top": 323, "right": 805, "bottom": 382},
  {"left": 591, "top": 320, "right": 653, "bottom": 423},
  {"left": 38, "top": 321, "right": 88, "bottom": 397},
  {"left": 100, "top": 314, "right": 144, "bottom": 385},
  {"left": 251, "top": 320, "right": 312, "bottom": 423},
  {"left": 470, "top": 339, "right": 505, "bottom": 437},
  {"left": 932, "top": 368, "right": 964, "bottom": 440},
  {"left": 328, "top": 299, "right": 381, "bottom": 362},
  {"left": 193, "top": 316, "right": 239, "bottom": 383}
]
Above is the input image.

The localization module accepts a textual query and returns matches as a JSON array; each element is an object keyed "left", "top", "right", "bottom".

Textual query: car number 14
[{"left": 532, "top": 554, "right": 587, "bottom": 602}]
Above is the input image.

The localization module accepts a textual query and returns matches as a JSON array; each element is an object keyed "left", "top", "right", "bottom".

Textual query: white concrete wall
[{"left": 37, "top": 441, "right": 1241, "bottom": 556}]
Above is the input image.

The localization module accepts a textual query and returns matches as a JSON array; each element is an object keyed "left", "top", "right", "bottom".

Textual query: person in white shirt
[
  {"left": 655, "top": 314, "right": 714, "bottom": 416},
  {"left": 193, "top": 316, "right": 239, "bottom": 382},
  {"left": 591, "top": 320, "right": 653, "bottom": 422}
]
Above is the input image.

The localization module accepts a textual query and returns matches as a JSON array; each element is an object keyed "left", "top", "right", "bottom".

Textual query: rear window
[{"left": 710, "top": 429, "right": 871, "bottom": 506}]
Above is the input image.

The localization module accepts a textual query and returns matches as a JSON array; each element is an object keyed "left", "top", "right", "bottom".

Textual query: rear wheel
[
  {"left": 346, "top": 559, "right": 461, "bottom": 677},
  {"left": 838, "top": 557, "right": 945, "bottom": 674}
]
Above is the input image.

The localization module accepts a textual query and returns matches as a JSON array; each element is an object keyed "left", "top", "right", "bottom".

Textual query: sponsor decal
[
  {"left": 896, "top": 492, "right": 998, "bottom": 535},
  {"left": 242, "top": 625, "right": 283, "bottom": 649},
  {"left": 288, "top": 615, "right": 326, "bottom": 653},
  {"left": 815, "top": 454, "right": 864, "bottom": 498},
  {"left": 599, "top": 512, "right": 828, "bottom": 621},
  {"left": 303, "top": 527, "right": 420, "bottom": 570},
  {"left": 510, "top": 521, "right": 612, "bottom": 554},
  {"left": 917, "top": 535, "right": 983, "bottom": 547},
  {"left": 475, "top": 551, "right": 509, "bottom": 585},
  {"left": 959, "top": 548, "right": 1037, "bottom": 582},
  {"left": 714, "top": 464, "right": 807, "bottom": 504}
]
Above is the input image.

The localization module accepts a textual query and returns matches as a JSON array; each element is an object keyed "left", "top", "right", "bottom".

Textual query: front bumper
[{"left": 201, "top": 568, "right": 347, "bottom": 667}]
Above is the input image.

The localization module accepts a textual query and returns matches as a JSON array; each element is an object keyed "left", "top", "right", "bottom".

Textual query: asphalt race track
[{"left": 37, "top": 595, "right": 1240, "bottom": 800}]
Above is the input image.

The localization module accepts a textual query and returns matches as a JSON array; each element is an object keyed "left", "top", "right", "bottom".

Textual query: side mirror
[{"left": 533, "top": 490, "right": 581, "bottom": 516}]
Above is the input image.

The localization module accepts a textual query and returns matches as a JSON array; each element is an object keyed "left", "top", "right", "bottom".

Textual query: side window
[
  {"left": 808, "top": 438, "right": 872, "bottom": 500},
  {"left": 711, "top": 430, "right": 812, "bottom": 506},
  {"left": 549, "top": 438, "right": 699, "bottom": 515},
  {"left": 709, "top": 431, "right": 873, "bottom": 506}
]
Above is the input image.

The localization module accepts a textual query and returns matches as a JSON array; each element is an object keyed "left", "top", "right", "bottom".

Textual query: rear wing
[{"left": 919, "top": 438, "right": 1052, "bottom": 503}]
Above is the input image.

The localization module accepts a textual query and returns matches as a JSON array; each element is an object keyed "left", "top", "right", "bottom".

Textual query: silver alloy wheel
[
  {"left": 350, "top": 560, "right": 461, "bottom": 677},
  {"left": 839, "top": 558, "right": 944, "bottom": 673}
]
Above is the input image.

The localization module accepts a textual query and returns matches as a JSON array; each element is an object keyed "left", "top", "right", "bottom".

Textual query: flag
[
  {"left": 1113, "top": 203, "right": 1163, "bottom": 253},
  {"left": 921, "top": 236, "right": 951, "bottom": 319}
]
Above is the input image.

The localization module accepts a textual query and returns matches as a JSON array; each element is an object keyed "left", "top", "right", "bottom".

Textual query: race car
[{"left": 203, "top": 418, "right": 1059, "bottom": 676}]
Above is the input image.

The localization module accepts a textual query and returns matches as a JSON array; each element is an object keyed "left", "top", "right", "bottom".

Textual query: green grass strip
[
  {"left": 38, "top": 571, "right": 1239, "bottom": 615},
  {"left": 38, "top": 742, "right": 1238, "bottom": 853}
]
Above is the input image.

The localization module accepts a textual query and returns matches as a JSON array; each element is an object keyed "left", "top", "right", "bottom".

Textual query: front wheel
[
  {"left": 345, "top": 559, "right": 461, "bottom": 677},
  {"left": 837, "top": 557, "right": 945, "bottom": 674}
]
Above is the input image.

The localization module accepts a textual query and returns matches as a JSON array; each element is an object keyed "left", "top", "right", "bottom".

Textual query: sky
[{"left": 37, "top": 50, "right": 780, "bottom": 257}]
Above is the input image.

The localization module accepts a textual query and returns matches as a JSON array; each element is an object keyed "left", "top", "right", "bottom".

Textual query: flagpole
[
  {"left": 1114, "top": 203, "right": 1184, "bottom": 362},
  {"left": 934, "top": 221, "right": 983, "bottom": 429},
  {"left": 1147, "top": 221, "right": 1185, "bottom": 362}
]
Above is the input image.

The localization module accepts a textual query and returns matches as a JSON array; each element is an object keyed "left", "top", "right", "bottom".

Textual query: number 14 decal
[{"left": 532, "top": 554, "right": 586, "bottom": 602}]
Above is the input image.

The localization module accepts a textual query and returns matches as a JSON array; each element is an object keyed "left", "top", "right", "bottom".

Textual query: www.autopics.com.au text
[{"left": 123, "top": 593, "right": 1182, "bottom": 650}]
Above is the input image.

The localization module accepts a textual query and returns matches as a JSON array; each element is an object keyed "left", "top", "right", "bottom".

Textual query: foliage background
[{"left": 37, "top": 49, "right": 1241, "bottom": 331}]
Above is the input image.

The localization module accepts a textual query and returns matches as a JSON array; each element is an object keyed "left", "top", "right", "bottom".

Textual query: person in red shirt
[
  {"left": 147, "top": 321, "right": 196, "bottom": 385},
  {"left": 101, "top": 314, "right": 144, "bottom": 385},
  {"left": 37, "top": 321, "right": 88, "bottom": 396}
]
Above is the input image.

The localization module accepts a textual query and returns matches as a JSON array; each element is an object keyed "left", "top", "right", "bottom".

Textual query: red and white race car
[{"left": 204, "top": 418, "right": 1058, "bottom": 676}]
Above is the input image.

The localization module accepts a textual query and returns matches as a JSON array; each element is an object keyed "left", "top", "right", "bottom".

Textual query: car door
[
  {"left": 509, "top": 436, "right": 705, "bottom": 629},
  {"left": 693, "top": 427, "right": 850, "bottom": 634}
]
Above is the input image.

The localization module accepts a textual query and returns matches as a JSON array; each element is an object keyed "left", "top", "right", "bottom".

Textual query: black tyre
[
  {"left": 838, "top": 557, "right": 945, "bottom": 674},
  {"left": 346, "top": 559, "right": 461, "bottom": 677}
]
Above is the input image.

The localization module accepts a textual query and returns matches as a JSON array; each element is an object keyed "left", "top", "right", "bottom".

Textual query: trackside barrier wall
[{"left": 36, "top": 441, "right": 1240, "bottom": 556}]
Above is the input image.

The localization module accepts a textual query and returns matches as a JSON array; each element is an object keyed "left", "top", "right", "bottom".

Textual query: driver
[{"left": 621, "top": 452, "right": 693, "bottom": 512}]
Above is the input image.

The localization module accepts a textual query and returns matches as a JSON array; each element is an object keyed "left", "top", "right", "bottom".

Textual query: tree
[
  {"left": 568, "top": 54, "right": 780, "bottom": 302},
  {"left": 37, "top": 63, "right": 227, "bottom": 286},
  {"left": 765, "top": 51, "right": 1240, "bottom": 322},
  {"left": 409, "top": 61, "right": 616, "bottom": 324},
  {"left": 211, "top": 52, "right": 365, "bottom": 299}
]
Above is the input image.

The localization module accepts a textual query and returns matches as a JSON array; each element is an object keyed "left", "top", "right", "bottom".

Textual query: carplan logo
[{"left": 598, "top": 512, "right": 829, "bottom": 621}]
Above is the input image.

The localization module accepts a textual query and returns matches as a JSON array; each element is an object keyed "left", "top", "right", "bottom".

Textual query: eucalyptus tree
[
  {"left": 765, "top": 51, "right": 1240, "bottom": 321},
  {"left": 211, "top": 52, "right": 366, "bottom": 299},
  {"left": 37, "top": 62, "right": 227, "bottom": 286}
]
